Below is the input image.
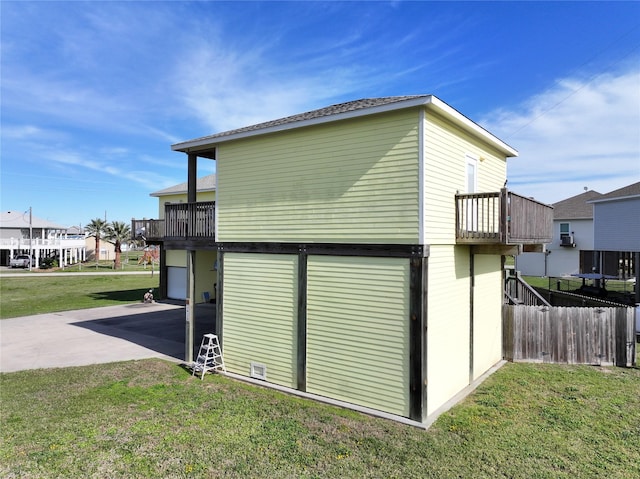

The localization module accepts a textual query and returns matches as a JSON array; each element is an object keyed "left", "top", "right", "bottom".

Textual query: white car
[{"left": 9, "top": 255, "right": 31, "bottom": 268}]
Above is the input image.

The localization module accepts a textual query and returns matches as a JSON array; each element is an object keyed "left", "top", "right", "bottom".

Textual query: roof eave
[
  {"left": 150, "top": 186, "right": 216, "bottom": 198},
  {"left": 171, "top": 95, "right": 518, "bottom": 158},
  {"left": 588, "top": 194, "right": 640, "bottom": 204}
]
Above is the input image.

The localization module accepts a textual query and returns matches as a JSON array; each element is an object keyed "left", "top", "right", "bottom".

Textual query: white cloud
[
  {"left": 482, "top": 67, "right": 640, "bottom": 203},
  {"left": 171, "top": 40, "right": 368, "bottom": 134}
]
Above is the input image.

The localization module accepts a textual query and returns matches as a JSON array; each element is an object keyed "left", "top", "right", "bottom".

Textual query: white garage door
[{"left": 167, "top": 266, "right": 187, "bottom": 300}]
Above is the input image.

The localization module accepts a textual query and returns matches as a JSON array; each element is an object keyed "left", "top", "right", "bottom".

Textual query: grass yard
[
  {"left": 0, "top": 274, "right": 159, "bottom": 319},
  {"left": 1, "top": 358, "right": 639, "bottom": 478}
]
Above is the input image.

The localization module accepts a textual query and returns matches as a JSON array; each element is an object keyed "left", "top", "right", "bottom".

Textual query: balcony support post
[
  {"left": 186, "top": 249, "right": 196, "bottom": 364},
  {"left": 187, "top": 153, "right": 197, "bottom": 203}
]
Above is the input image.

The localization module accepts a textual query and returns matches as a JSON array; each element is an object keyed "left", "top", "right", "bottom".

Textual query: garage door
[
  {"left": 167, "top": 266, "right": 187, "bottom": 300},
  {"left": 306, "top": 256, "right": 410, "bottom": 416}
]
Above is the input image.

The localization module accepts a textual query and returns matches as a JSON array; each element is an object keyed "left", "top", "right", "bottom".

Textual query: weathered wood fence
[{"left": 503, "top": 305, "right": 636, "bottom": 367}]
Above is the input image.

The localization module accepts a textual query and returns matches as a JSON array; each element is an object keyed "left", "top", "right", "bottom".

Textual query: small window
[{"left": 559, "top": 223, "right": 574, "bottom": 247}]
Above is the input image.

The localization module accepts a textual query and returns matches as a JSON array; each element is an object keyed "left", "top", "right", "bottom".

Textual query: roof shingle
[{"left": 552, "top": 190, "right": 602, "bottom": 220}]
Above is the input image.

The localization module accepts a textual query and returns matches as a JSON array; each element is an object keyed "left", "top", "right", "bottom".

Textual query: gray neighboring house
[
  {"left": 588, "top": 181, "right": 640, "bottom": 304},
  {"left": 515, "top": 190, "right": 603, "bottom": 277}
]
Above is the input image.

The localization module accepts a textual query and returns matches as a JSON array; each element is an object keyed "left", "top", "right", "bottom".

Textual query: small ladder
[{"left": 191, "top": 333, "right": 226, "bottom": 380}]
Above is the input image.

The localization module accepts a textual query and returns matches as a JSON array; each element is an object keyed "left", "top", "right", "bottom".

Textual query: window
[
  {"left": 559, "top": 222, "right": 574, "bottom": 246},
  {"left": 466, "top": 155, "right": 478, "bottom": 193}
]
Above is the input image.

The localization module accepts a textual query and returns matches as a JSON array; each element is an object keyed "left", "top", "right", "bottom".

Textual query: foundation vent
[{"left": 250, "top": 362, "right": 267, "bottom": 380}]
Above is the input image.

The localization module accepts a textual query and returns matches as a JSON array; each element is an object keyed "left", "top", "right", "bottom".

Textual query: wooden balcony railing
[
  {"left": 131, "top": 201, "right": 215, "bottom": 243},
  {"left": 132, "top": 219, "right": 165, "bottom": 242},
  {"left": 455, "top": 189, "right": 553, "bottom": 245},
  {"left": 164, "top": 201, "right": 215, "bottom": 239}
]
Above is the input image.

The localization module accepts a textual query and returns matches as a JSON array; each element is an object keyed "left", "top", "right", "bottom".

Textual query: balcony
[
  {"left": 132, "top": 201, "right": 215, "bottom": 245},
  {"left": 455, "top": 189, "right": 553, "bottom": 250}
]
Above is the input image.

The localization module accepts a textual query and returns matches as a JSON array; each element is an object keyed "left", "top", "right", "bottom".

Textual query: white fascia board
[
  {"left": 588, "top": 194, "right": 640, "bottom": 204},
  {"left": 418, "top": 108, "right": 425, "bottom": 246},
  {"left": 425, "top": 96, "right": 518, "bottom": 158},
  {"left": 172, "top": 95, "right": 518, "bottom": 158},
  {"left": 150, "top": 186, "right": 216, "bottom": 198}
]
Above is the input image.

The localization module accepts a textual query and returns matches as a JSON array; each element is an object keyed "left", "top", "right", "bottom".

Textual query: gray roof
[
  {"left": 589, "top": 181, "right": 640, "bottom": 202},
  {"left": 0, "top": 211, "right": 67, "bottom": 230},
  {"left": 151, "top": 174, "right": 217, "bottom": 197},
  {"left": 552, "top": 190, "right": 602, "bottom": 220},
  {"left": 179, "top": 96, "right": 428, "bottom": 145},
  {"left": 171, "top": 95, "right": 518, "bottom": 157}
]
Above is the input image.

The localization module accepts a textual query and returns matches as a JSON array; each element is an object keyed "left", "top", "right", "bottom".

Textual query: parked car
[{"left": 9, "top": 255, "right": 31, "bottom": 268}]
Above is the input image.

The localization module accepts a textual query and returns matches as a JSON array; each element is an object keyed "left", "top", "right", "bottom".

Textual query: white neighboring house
[
  {"left": 0, "top": 211, "right": 86, "bottom": 268},
  {"left": 515, "top": 190, "right": 603, "bottom": 277}
]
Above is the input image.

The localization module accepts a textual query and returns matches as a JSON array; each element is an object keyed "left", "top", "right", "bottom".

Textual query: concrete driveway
[{"left": 0, "top": 302, "right": 217, "bottom": 373}]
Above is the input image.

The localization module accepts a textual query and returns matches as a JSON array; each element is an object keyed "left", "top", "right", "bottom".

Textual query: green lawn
[
  {"left": 0, "top": 274, "right": 159, "bottom": 319},
  {"left": 1, "top": 358, "right": 639, "bottom": 478}
]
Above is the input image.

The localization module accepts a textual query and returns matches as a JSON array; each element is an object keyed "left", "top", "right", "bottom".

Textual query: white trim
[
  {"left": 172, "top": 96, "right": 518, "bottom": 158},
  {"left": 419, "top": 108, "right": 425, "bottom": 246},
  {"left": 215, "top": 173, "right": 219, "bottom": 243},
  {"left": 588, "top": 193, "right": 640, "bottom": 204}
]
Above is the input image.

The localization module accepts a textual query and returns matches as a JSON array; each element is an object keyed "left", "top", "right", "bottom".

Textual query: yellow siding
[
  {"left": 195, "top": 250, "right": 218, "bottom": 304},
  {"left": 222, "top": 253, "right": 298, "bottom": 388},
  {"left": 423, "top": 112, "right": 508, "bottom": 245},
  {"left": 217, "top": 110, "right": 420, "bottom": 243},
  {"left": 472, "top": 254, "right": 503, "bottom": 379},
  {"left": 156, "top": 191, "right": 216, "bottom": 219},
  {"left": 306, "top": 256, "right": 410, "bottom": 416},
  {"left": 426, "top": 245, "right": 470, "bottom": 416},
  {"left": 165, "top": 249, "right": 186, "bottom": 267}
]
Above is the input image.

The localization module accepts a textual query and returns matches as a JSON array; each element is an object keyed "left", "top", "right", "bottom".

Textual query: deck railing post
[{"left": 500, "top": 188, "right": 509, "bottom": 244}]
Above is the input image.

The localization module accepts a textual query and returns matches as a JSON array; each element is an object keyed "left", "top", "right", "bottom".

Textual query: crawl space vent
[{"left": 250, "top": 362, "right": 267, "bottom": 380}]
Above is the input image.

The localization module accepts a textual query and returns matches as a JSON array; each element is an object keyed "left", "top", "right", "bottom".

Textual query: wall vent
[{"left": 250, "top": 362, "right": 267, "bottom": 380}]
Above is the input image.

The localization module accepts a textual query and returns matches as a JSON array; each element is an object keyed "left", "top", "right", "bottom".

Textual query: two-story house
[
  {"left": 515, "top": 190, "right": 602, "bottom": 277},
  {"left": 146, "top": 95, "right": 552, "bottom": 426},
  {"left": 135, "top": 174, "right": 218, "bottom": 302},
  {"left": 589, "top": 181, "right": 640, "bottom": 305},
  {"left": 0, "top": 211, "right": 86, "bottom": 268}
]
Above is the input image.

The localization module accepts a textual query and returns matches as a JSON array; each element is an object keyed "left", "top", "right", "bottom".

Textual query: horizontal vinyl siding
[
  {"left": 217, "top": 110, "right": 420, "bottom": 243},
  {"left": 594, "top": 198, "right": 640, "bottom": 251},
  {"left": 472, "top": 254, "right": 502, "bottom": 380},
  {"left": 306, "top": 256, "right": 410, "bottom": 416},
  {"left": 426, "top": 245, "right": 470, "bottom": 416},
  {"left": 222, "top": 253, "right": 298, "bottom": 388},
  {"left": 423, "top": 112, "right": 507, "bottom": 245}
]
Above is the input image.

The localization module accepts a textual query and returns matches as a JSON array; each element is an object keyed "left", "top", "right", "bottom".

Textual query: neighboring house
[
  {"left": 0, "top": 211, "right": 86, "bottom": 267},
  {"left": 136, "top": 174, "right": 217, "bottom": 301},
  {"left": 515, "top": 190, "right": 602, "bottom": 277},
  {"left": 85, "top": 235, "right": 116, "bottom": 262},
  {"left": 589, "top": 181, "right": 640, "bottom": 304},
  {"left": 141, "top": 95, "right": 551, "bottom": 425}
]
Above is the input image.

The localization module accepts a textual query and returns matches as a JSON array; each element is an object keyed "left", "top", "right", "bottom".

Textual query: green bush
[{"left": 39, "top": 258, "right": 58, "bottom": 269}]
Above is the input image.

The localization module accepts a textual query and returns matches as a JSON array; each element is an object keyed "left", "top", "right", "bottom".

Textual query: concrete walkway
[{"left": 0, "top": 302, "right": 217, "bottom": 373}]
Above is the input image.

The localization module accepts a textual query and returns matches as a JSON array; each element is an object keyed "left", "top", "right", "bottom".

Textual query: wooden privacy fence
[{"left": 503, "top": 305, "right": 636, "bottom": 367}]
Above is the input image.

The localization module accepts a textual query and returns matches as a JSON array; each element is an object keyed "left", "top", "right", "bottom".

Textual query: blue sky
[{"left": 2, "top": 1, "right": 639, "bottom": 228}]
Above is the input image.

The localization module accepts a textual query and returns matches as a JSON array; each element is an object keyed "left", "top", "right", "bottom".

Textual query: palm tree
[
  {"left": 106, "top": 221, "right": 131, "bottom": 269},
  {"left": 86, "top": 218, "right": 108, "bottom": 263}
]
